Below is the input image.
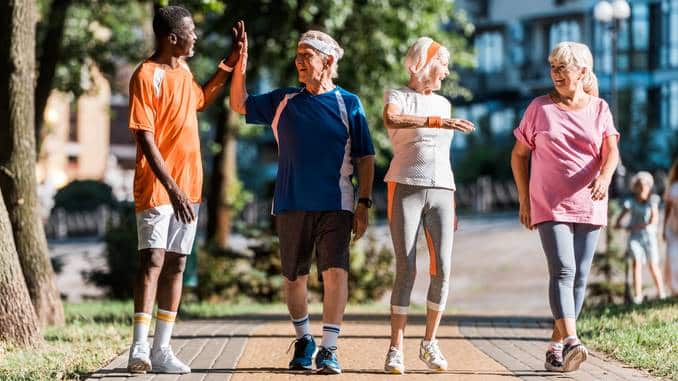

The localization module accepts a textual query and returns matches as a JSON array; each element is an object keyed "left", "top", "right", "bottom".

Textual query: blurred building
[
  {"left": 37, "top": 64, "right": 136, "bottom": 210},
  {"left": 454, "top": 0, "right": 678, "bottom": 169}
]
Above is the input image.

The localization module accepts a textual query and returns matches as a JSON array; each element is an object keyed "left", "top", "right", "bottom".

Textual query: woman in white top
[
  {"left": 382, "top": 37, "right": 475, "bottom": 374},
  {"left": 664, "top": 158, "right": 678, "bottom": 296}
]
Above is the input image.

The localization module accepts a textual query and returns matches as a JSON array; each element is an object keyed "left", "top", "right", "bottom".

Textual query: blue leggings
[{"left": 537, "top": 222, "right": 601, "bottom": 320}]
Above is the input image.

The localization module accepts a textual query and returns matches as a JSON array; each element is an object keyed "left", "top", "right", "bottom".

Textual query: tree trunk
[
  {"left": 34, "top": 0, "right": 72, "bottom": 144},
  {"left": 0, "top": 0, "right": 65, "bottom": 327},
  {"left": 0, "top": 187, "right": 41, "bottom": 347},
  {"left": 206, "top": 101, "right": 239, "bottom": 248}
]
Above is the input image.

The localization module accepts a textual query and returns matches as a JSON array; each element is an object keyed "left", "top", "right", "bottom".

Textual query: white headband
[{"left": 298, "top": 38, "right": 342, "bottom": 60}]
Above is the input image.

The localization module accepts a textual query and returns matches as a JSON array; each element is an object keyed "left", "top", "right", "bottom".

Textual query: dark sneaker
[
  {"left": 562, "top": 342, "right": 588, "bottom": 372},
  {"left": 288, "top": 334, "right": 316, "bottom": 370},
  {"left": 315, "top": 346, "right": 341, "bottom": 374},
  {"left": 544, "top": 349, "right": 563, "bottom": 372}
]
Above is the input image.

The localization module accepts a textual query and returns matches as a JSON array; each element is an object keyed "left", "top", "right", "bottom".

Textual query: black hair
[{"left": 153, "top": 5, "right": 192, "bottom": 40}]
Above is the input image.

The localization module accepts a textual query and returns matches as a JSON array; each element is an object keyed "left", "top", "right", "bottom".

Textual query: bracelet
[
  {"left": 427, "top": 116, "right": 442, "bottom": 128},
  {"left": 218, "top": 60, "right": 234, "bottom": 72}
]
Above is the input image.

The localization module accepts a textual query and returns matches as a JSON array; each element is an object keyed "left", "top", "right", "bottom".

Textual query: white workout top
[{"left": 383, "top": 87, "right": 455, "bottom": 190}]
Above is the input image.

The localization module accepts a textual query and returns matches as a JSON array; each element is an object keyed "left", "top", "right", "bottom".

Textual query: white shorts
[{"left": 136, "top": 204, "right": 199, "bottom": 255}]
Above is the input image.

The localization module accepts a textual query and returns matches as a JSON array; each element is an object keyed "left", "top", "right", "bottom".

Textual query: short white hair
[
  {"left": 548, "top": 41, "right": 597, "bottom": 94},
  {"left": 405, "top": 37, "right": 450, "bottom": 83},
  {"left": 298, "top": 30, "right": 344, "bottom": 79},
  {"left": 630, "top": 171, "right": 654, "bottom": 188}
]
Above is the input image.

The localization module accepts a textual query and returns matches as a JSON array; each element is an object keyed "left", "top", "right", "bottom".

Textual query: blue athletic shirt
[{"left": 245, "top": 86, "right": 375, "bottom": 215}]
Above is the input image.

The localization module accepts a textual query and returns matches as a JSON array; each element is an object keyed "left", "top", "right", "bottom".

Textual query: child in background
[
  {"left": 663, "top": 159, "right": 678, "bottom": 296},
  {"left": 615, "top": 171, "right": 666, "bottom": 303}
]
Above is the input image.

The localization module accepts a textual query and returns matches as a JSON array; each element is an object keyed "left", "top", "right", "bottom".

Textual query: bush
[
  {"left": 587, "top": 200, "right": 628, "bottom": 306},
  {"left": 53, "top": 180, "right": 117, "bottom": 212},
  {"left": 193, "top": 232, "right": 394, "bottom": 304},
  {"left": 88, "top": 202, "right": 138, "bottom": 299}
]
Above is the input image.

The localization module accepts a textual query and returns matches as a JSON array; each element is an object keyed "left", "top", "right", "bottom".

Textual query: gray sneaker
[
  {"left": 384, "top": 346, "right": 405, "bottom": 374},
  {"left": 562, "top": 342, "right": 588, "bottom": 372},
  {"left": 419, "top": 340, "right": 448, "bottom": 371},
  {"left": 544, "top": 349, "right": 563, "bottom": 372},
  {"left": 127, "top": 342, "right": 151, "bottom": 373}
]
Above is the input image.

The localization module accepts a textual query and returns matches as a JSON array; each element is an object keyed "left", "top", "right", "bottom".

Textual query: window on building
[
  {"left": 549, "top": 20, "right": 581, "bottom": 51},
  {"left": 670, "top": 0, "right": 678, "bottom": 67},
  {"left": 475, "top": 31, "right": 504, "bottom": 74},
  {"left": 671, "top": 81, "right": 678, "bottom": 130},
  {"left": 68, "top": 103, "right": 78, "bottom": 143}
]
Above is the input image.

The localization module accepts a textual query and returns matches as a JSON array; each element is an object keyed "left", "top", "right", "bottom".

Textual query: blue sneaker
[
  {"left": 288, "top": 334, "right": 316, "bottom": 370},
  {"left": 315, "top": 346, "right": 341, "bottom": 374}
]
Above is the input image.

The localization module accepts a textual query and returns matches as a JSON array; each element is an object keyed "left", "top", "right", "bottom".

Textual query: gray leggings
[
  {"left": 388, "top": 183, "right": 454, "bottom": 313},
  {"left": 537, "top": 222, "right": 601, "bottom": 320}
]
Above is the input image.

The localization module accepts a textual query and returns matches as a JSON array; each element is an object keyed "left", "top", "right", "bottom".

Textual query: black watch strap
[{"left": 358, "top": 197, "right": 373, "bottom": 208}]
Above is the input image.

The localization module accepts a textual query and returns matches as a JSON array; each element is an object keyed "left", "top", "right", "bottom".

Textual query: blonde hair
[
  {"left": 630, "top": 171, "right": 654, "bottom": 191},
  {"left": 548, "top": 42, "right": 597, "bottom": 94},
  {"left": 668, "top": 158, "right": 678, "bottom": 186},
  {"left": 298, "top": 30, "right": 344, "bottom": 79},
  {"left": 405, "top": 37, "right": 451, "bottom": 83}
]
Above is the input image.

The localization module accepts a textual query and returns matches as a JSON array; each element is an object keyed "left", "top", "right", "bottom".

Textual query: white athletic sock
[
  {"left": 321, "top": 323, "right": 340, "bottom": 349},
  {"left": 152, "top": 309, "right": 177, "bottom": 351},
  {"left": 422, "top": 339, "right": 431, "bottom": 347},
  {"left": 548, "top": 341, "right": 564, "bottom": 352},
  {"left": 291, "top": 314, "right": 311, "bottom": 339},
  {"left": 133, "top": 312, "right": 152, "bottom": 345},
  {"left": 564, "top": 336, "right": 579, "bottom": 345}
]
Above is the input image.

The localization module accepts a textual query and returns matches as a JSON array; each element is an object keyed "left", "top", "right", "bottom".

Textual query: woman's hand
[
  {"left": 443, "top": 118, "right": 475, "bottom": 133},
  {"left": 589, "top": 174, "right": 612, "bottom": 201},
  {"left": 519, "top": 198, "right": 532, "bottom": 230}
]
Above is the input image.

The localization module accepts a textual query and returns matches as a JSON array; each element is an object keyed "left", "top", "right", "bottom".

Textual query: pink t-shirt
[{"left": 514, "top": 95, "right": 619, "bottom": 227}]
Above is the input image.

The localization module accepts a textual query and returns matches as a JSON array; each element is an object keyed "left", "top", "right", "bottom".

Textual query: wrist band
[
  {"left": 218, "top": 60, "right": 234, "bottom": 72},
  {"left": 427, "top": 116, "right": 442, "bottom": 128}
]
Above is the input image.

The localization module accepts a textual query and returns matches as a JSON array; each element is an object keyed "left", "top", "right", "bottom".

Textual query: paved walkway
[
  {"left": 87, "top": 313, "right": 657, "bottom": 381},
  {"left": 86, "top": 216, "right": 661, "bottom": 380}
]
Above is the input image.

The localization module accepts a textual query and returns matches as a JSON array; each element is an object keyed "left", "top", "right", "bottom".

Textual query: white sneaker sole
[
  {"left": 419, "top": 355, "right": 447, "bottom": 371},
  {"left": 127, "top": 359, "right": 151, "bottom": 374},
  {"left": 151, "top": 367, "right": 191, "bottom": 374},
  {"left": 384, "top": 364, "right": 405, "bottom": 374},
  {"left": 563, "top": 346, "right": 588, "bottom": 372}
]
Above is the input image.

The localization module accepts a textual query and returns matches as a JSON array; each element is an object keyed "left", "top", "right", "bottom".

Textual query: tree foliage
[{"left": 189, "top": 0, "right": 475, "bottom": 165}]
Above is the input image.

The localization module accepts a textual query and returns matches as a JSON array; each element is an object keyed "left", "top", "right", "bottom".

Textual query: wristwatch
[{"left": 357, "top": 197, "right": 373, "bottom": 208}]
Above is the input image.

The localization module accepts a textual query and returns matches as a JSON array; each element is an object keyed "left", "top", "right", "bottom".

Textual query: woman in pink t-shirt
[{"left": 511, "top": 42, "right": 620, "bottom": 373}]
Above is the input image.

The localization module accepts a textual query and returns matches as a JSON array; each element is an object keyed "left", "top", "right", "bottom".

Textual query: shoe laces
[
  {"left": 156, "top": 346, "right": 175, "bottom": 361},
  {"left": 424, "top": 341, "right": 444, "bottom": 362},
  {"left": 318, "top": 346, "right": 337, "bottom": 361},
  {"left": 286, "top": 335, "right": 310, "bottom": 356},
  {"left": 387, "top": 347, "right": 403, "bottom": 363}
]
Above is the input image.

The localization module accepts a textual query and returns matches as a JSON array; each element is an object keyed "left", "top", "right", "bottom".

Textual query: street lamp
[{"left": 594, "top": 0, "right": 631, "bottom": 304}]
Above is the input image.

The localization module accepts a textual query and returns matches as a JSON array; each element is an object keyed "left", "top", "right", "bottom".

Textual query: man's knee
[
  {"left": 321, "top": 268, "right": 348, "bottom": 289},
  {"left": 284, "top": 274, "right": 308, "bottom": 289},
  {"left": 162, "top": 253, "right": 187, "bottom": 275},
  {"left": 139, "top": 249, "right": 165, "bottom": 274}
]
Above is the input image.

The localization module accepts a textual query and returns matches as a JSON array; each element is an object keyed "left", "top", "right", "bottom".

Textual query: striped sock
[
  {"left": 152, "top": 309, "right": 177, "bottom": 351},
  {"left": 321, "top": 323, "right": 341, "bottom": 350},
  {"left": 291, "top": 314, "right": 311, "bottom": 339},
  {"left": 133, "top": 312, "right": 152, "bottom": 345}
]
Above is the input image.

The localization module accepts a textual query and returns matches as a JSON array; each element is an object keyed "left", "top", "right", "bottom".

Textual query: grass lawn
[
  {"left": 578, "top": 297, "right": 677, "bottom": 380},
  {"left": 0, "top": 300, "right": 409, "bottom": 380},
  {"left": 3, "top": 299, "right": 674, "bottom": 380}
]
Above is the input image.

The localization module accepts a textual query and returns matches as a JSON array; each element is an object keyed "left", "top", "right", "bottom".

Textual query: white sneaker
[
  {"left": 150, "top": 346, "right": 191, "bottom": 374},
  {"left": 633, "top": 295, "right": 644, "bottom": 304},
  {"left": 127, "top": 342, "right": 151, "bottom": 373},
  {"left": 419, "top": 340, "right": 448, "bottom": 371},
  {"left": 384, "top": 346, "right": 405, "bottom": 374}
]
